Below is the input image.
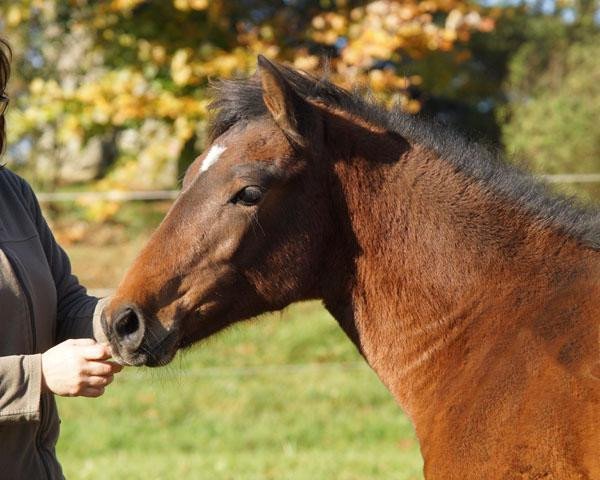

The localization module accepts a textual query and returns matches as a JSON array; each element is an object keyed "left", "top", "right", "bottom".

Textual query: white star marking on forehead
[{"left": 200, "top": 144, "right": 227, "bottom": 173}]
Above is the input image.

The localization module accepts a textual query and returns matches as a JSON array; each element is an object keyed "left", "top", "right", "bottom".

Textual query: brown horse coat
[{"left": 103, "top": 57, "right": 600, "bottom": 479}]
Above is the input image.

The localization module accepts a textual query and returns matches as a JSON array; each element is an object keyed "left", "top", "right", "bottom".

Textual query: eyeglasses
[{"left": 0, "top": 94, "right": 9, "bottom": 115}]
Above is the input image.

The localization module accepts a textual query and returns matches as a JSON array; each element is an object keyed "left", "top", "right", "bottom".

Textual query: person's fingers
[
  {"left": 66, "top": 338, "right": 96, "bottom": 347},
  {"left": 80, "top": 344, "right": 112, "bottom": 360},
  {"left": 86, "top": 375, "right": 114, "bottom": 388},
  {"left": 108, "top": 361, "right": 124, "bottom": 373},
  {"left": 82, "top": 360, "right": 120, "bottom": 376},
  {"left": 80, "top": 386, "right": 105, "bottom": 398},
  {"left": 101, "top": 361, "right": 123, "bottom": 374}
]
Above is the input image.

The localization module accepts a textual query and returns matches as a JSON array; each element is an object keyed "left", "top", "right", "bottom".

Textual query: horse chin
[
  {"left": 111, "top": 349, "right": 148, "bottom": 367},
  {"left": 143, "top": 347, "right": 178, "bottom": 367}
]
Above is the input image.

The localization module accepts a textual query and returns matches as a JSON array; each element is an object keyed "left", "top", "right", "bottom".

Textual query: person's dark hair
[{"left": 0, "top": 38, "right": 11, "bottom": 154}]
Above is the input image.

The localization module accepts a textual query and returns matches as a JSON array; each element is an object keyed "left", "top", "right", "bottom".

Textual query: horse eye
[{"left": 233, "top": 185, "right": 263, "bottom": 206}]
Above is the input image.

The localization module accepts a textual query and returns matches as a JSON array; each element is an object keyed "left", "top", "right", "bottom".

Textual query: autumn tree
[
  {"left": 0, "top": 0, "right": 494, "bottom": 190},
  {"left": 498, "top": 1, "right": 600, "bottom": 199}
]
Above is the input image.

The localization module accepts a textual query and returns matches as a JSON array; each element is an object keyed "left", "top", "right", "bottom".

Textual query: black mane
[{"left": 208, "top": 64, "right": 600, "bottom": 251}]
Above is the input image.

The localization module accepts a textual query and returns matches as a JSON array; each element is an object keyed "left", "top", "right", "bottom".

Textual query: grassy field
[{"left": 55, "top": 222, "right": 423, "bottom": 480}]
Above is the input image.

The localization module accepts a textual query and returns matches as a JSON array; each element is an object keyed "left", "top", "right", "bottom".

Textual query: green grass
[{"left": 56, "top": 302, "right": 423, "bottom": 479}]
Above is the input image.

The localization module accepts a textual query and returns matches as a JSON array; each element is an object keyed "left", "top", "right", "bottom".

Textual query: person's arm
[
  {"left": 0, "top": 341, "right": 122, "bottom": 424},
  {"left": 0, "top": 176, "right": 119, "bottom": 425},
  {"left": 0, "top": 354, "right": 42, "bottom": 422},
  {"left": 19, "top": 178, "right": 108, "bottom": 342}
]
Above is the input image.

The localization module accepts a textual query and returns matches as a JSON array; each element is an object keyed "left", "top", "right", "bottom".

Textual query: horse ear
[{"left": 257, "top": 55, "right": 314, "bottom": 149}]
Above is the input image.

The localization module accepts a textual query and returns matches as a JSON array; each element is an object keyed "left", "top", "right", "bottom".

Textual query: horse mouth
[
  {"left": 111, "top": 329, "right": 179, "bottom": 367},
  {"left": 142, "top": 329, "right": 180, "bottom": 367}
]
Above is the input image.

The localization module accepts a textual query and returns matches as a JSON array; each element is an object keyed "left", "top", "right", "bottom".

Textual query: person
[{"left": 0, "top": 39, "right": 122, "bottom": 479}]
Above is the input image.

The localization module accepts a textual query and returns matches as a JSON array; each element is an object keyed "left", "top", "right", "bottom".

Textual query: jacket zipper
[{"left": 2, "top": 247, "right": 52, "bottom": 480}]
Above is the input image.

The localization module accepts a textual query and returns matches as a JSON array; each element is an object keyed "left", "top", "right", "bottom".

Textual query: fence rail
[
  {"left": 35, "top": 174, "right": 600, "bottom": 203},
  {"left": 36, "top": 190, "right": 179, "bottom": 203},
  {"left": 543, "top": 173, "right": 600, "bottom": 184}
]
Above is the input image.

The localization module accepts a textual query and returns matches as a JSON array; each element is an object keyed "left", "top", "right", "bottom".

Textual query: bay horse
[{"left": 102, "top": 56, "right": 600, "bottom": 479}]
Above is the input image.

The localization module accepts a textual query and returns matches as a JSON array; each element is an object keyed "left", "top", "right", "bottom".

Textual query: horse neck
[{"left": 320, "top": 130, "right": 598, "bottom": 423}]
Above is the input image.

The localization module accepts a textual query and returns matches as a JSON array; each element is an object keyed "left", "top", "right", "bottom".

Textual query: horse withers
[{"left": 101, "top": 56, "right": 600, "bottom": 479}]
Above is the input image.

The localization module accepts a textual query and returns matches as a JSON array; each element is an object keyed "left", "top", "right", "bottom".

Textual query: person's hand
[{"left": 41, "top": 338, "right": 123, "bottom": 397}]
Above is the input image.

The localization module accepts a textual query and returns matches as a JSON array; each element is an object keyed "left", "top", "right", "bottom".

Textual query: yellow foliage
[
  {"left": 108, "top": 0, "right": 147, "bottom": 13},
  {"left": 303, "top": 0, "right": 493, "bottom": 105},
  {"left": 0, "top": 0, "right": 495, "bottom": 198},
  {"left": 80, "top": 200, "right": 121, "bottom": 223},
  {"left": 7, "top": 5, "right": 26, "bottom": 27},
  {"left": 173, "top": 0, "right": 209, "bottom": 11}
]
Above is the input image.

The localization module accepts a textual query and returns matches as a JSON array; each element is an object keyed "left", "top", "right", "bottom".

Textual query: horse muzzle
[{"left": 102, "top": 303, "right": 178, "bottom": 367}]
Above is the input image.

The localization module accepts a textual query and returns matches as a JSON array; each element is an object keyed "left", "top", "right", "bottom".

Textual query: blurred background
[{"left": 1, "top": 1, "right": 599, "bottom": 479}]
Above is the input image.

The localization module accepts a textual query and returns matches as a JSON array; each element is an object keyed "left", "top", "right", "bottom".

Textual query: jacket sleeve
[
  {"left": 19, "top": 178, "right": 108, "bottom": 343},
  {"left": 0, "top": 354, "right": 42, "bottom": 423}
]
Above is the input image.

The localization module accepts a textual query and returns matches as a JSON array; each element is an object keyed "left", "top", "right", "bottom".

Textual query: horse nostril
[
  {"left": 116, "top": 309, "right": 138, "bottom": 337},
  {"left": 113, "top": 306, "right": 144, "bottom": 348}
]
